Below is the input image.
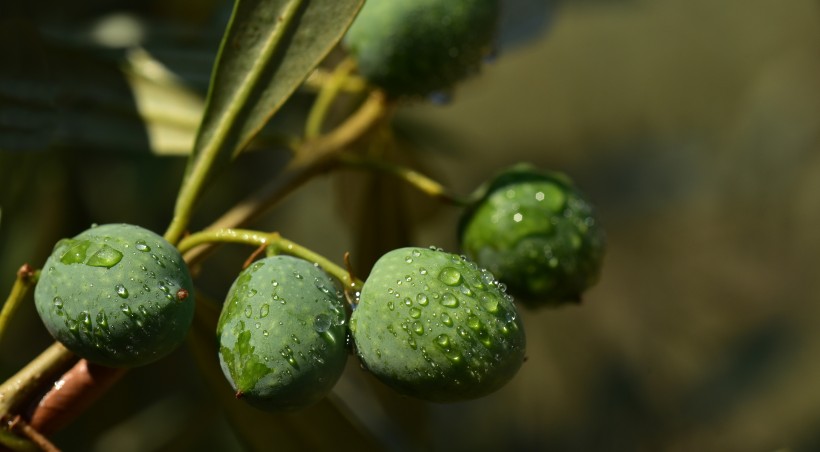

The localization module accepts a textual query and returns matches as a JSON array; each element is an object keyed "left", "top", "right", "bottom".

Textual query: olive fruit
[
  {"left": 34, "top": 224, "right": 194, "bottom": 367},
  {"left": 343, "top": 0, "right": 501, "bottom": 98},
  {"left": 350, "top": 247, "right": 525, "bottom": 402},
  {"left": 217, "top": 256, "right": 348, "bottom": 412},
  {"left": 459, "top": 164, "right": 605, "bottom": 307}
]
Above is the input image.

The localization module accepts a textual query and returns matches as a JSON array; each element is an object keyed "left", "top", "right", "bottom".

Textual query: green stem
[
  {"left": 338, "top": 153, "right": 470, "bottom": 206},
  {"left": 303, "top": 68, "right": 368, "bottom": 94},
  {"left": 304, "top": 57, "right": 359, "bottom": 139},
  {"left": 177, "top": 228, "right": 272, "bottom": 255},
  {"left": 268, "top": 233, "right": 363, "bottom": 292},
  {"left": 0, "top": 265, "right": 39, "bottom": 347},
  {"left": 163, "top": 0, "right": 306, "bottom": 246},
  {"left": 0, "top": 342, "right": 77, "bottom": 419},
  {"left": 0, "top": 429, "right": 37, "bottom": 452},
  {"left": 177, "top": 229, "right": 362, "bottom": 292},
  {"left": 181, "top": 91, "right": 393, "bottom": 267}
]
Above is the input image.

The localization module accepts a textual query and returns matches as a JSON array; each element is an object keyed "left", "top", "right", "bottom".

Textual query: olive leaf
[{"left": 181, "top": 0, "right": 364, "bottom": 193}]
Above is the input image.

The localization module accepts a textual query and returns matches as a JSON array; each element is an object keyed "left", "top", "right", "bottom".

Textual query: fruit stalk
[
  {"left": 0, "top": 265, "right": 39, "bottom": 346},
  {"left": 180, "top": 90, "right": 392, "bottom": 267},
  {"left": 337, "top": 153, "right": 469, "bottom": 206},
  {"left": 178, "top": 228, "right": 363, "bottom": 293},
  {"left": 304, "top": 57, "right": 360, "bottom": 139},
  {"left": 0, "top": 342, "right": 77, "bottom": 420}
]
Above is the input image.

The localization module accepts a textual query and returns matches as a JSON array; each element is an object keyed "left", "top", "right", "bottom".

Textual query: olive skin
[
  {"left": 351, "top": 247, "right": 525, "bottom": 402},
  {"left": 344, "top": 0, "right": 501, "bottom": 97},
  {"left": 459, "top": 164, "right": 606, "bottom": 307},
  {"left": 217, "top": 256, "right": 348, "bottom": 412},
  {"left": 34, "top": 224, "right": 195, "bottom": 367}
]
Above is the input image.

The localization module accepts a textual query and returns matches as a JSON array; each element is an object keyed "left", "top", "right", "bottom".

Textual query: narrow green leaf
[{"left": 185, "top": 0, "right": 364, "bottom": 185}]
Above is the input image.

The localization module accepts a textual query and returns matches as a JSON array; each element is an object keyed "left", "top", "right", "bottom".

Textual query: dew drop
[
  {"left": 407, "top": 337, "right": 418, "bottom": 350},
  {"left": 440, "top": 313, "right": 453, "bottom": 327},
  {"left": 405, "top": 256, "right": 413, "bottom": 264},
  {"left": 79, "top": 311, "right": 92, "bottom": 332},
  {"left": 52, "top": 297, "right": 63, "bottom": 309},
  {"left": 387, "top": 301, "right": 395, "bottom": 311},
  {"left": 482, "top": 295, "right": 499, "bottom": 313},
  {"left": 115, "top": 284, "right": 129, "bottom": 299},
  {"left": 293, "top": 271, "right": 303, "bottom": 280},
  {"left": 466, "top": 315, "right": 482, "bottom": 331},
  {"left": 260, "top": 304, "right": 270, "bottom": 318},
  {"left": 96, "top": 311, "right": 108, "bottom": 329},
  {"left": 85, "top": 245, "right": 123, "bottom": 268},
  {"left": 438, "top": 267, "right": 463, "bottom": 286},
  {"left": 314, "top": 314, "right": 331, "bottom": 333},
  {"left": 416, "top": 293, "right": 429, "bottom": 306},
  {"left": 59, "top": 240, "right": 90, "bottom": 264},
  {"left": 480, "top": 270, "right": 496, "bottom": 286},
  {"left": 135, "top": 240, "right": 151, "bottom": 252},
  {"left": 440, "top": 293, "right": 459, "bottom": 308},
  {"left": 404, "top": 297, "right": 413, "bottom": 307},
  {"left": 412, "top": 249, "right": 421, "bottom": 257},
  {"left": 409, "top": 307, "right": 422, "bottom": 319},
  {"left": 138, "top": 305, "right": 149, "bottom": 317},
  {"left": 419, "top": 267, "right": 428, "bottom": 275},
  {"left": 435, "top": 334, "right": 451, "bottom": 349},
  {"left": 244, "top": 305, "right": 253, "bottom": 318},
  {"left": 411, "top": 321, "right": 424, "bottom": 336}
]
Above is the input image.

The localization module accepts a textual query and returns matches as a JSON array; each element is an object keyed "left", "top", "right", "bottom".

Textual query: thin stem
[
  {"left": 290, "top": 90, "right": 393, "bottom": 170},
  {"left": 182, "top": 91, "right": 393, "bottom": 267},
  {"left": 0, "top": 342, "right": 77, "bottom": 418},
  {"left": 177, "top": 228, "right": 271, "bottom": 256},
  {"left": 164, "top": 0, "right": 306, "bottom": 245},
  {"left": 269, "top": 233, "right": 364, "bottom": 292},
  {"left": 303, "top": 68, "right": 368, "bottom": 94},
  {"left": 0, "top": 427, "right": 37, "bottom": 451},
  {"left": 0, "top": 265, "right": 38, "bottom": 346},
  {"left": 304, "top": 58, "right": 359, "bottom": 140},
  {"left": 338, "top": 153, "right": 470, "bottom": 206},
  {"left": 7, "top": 416, "right": 60, "bottom": 452},
  {"left": 178, "top": 229, "right": 362, "bottom": 292}
]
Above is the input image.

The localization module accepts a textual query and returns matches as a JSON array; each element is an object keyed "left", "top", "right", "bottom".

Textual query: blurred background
[{"left": 2, "top": 0, "right": 820, "bottom": 450}]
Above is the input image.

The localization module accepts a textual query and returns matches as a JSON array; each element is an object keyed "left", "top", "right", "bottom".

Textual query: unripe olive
[
  {"left": 350, "top": 247, "right": 525, "bottom": 402},
  {"left": 34, "top": 224, "right": 194, "bottom": 367},
  {"left": 344, "top": 0, "right": 501, "bottom": 98},
  {"left": 217, "top": 256, "right": 348, "bottom": 411}
]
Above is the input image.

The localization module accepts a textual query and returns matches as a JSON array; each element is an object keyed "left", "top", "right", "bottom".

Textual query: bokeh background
[{"left": 2, "top": 0, "right": 820, "bottom": 450}]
